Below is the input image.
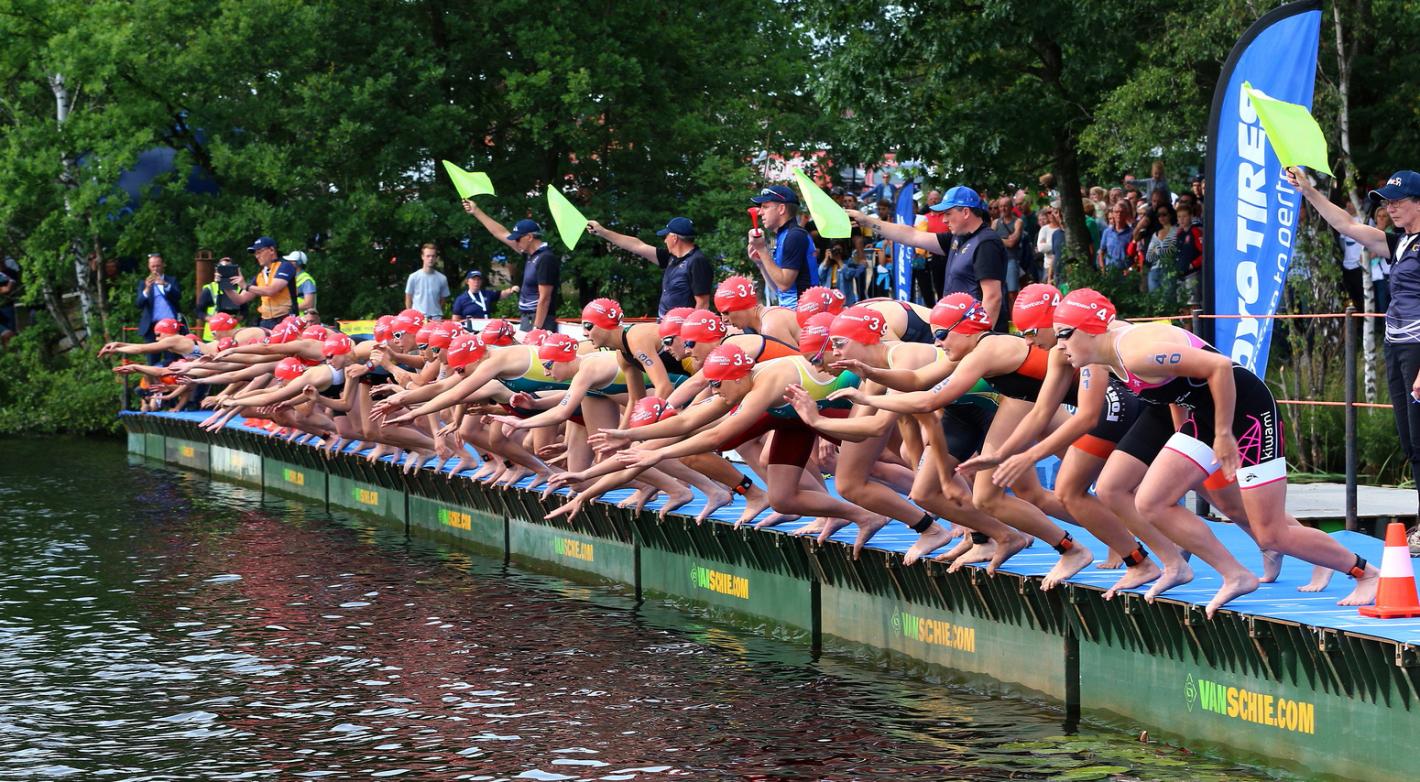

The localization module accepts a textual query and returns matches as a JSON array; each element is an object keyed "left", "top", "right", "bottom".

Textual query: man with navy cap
[
  {"left": 586, "top": 216, "right": 713, "bottom": 315},
  {"left": 229, "top": 235, "right": 298, "bottom": 328},
  {"left": 747, "top": 185, "right": 819, "bottom": 307},
  {"left": 463, "top": 200, "right": 560, "bottom": 331},
  {"left": 848, "top": 185, "right": 1008, "bottom": 330}
]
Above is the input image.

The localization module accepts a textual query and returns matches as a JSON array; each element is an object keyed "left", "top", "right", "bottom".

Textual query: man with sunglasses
[
  {"left": 747, "top": 185, "right": 819, "bottom": 307},
  {"left": 848, "top": 185, "right": 1008, "bottom": 332}
]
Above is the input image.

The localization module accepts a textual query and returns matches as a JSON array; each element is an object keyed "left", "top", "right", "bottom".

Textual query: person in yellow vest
[
  {"left": 195, "top": 257, "right": 249, "bottom": 340},
  {"left": 229, "top": 236, "right": 297, "bottom": 328},
  {"left": 283, "top": 250, "right": 319, "bottom": 322}
]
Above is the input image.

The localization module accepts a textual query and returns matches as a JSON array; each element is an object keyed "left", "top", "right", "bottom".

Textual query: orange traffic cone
[{"left": 1359, "top": 522, "right": 1420, "bottom": 619}]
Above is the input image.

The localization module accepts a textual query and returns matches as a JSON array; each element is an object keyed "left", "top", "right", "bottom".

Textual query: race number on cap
[
  {"left": 1013, "top": 283, "right": 1061, "bottom": 331},
  {"left": 714, "top": 275, "right": 757, "bottom": 313}
]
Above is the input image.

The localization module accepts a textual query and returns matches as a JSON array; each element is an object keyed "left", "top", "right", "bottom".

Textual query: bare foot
[
  {"left": 366, "top": 444, "right": 389, "bottom": 464},
  {"left": 1205, "top": 570, "right": 1261, "bottom": 618},
  {"left": 792, "top": 517, "right": 830, "bottom": 537},
  {"left": 657, "top": 487, "right": 696, "bottom": 520},
  {"left": 933, "top": 535, "right": 976, "bottom": 564},
  {"left": 470, "top": 459, "right": 498, "bottom": 481},
  {"left": 1298, "top": 564, "right": 1333, "bottom": 593},
  {"left": 1097, "top": 550, "right": 1124, "bottom": 570},
  {"left": 1103, "top": 559, "right": 1161, "bottom": 600},
  {"left": 985, "top": 533, "right": 1033, "bottom": 575},
  {"left": 753, "top": 511, "right": 802, "bottom": 530},
  {"left": 1258, "top": 549, "right": 1283, "bottom": 583},
  {"left": 851, "top": 515, "right": 891, "bottom": 560},
  {"left": 482, "top": 463, "right": 509, "bottom": 484},
  {"left": 617, "top": 487, "right": 657, "bottom": 513},
  {"left": 946, "top": 541, "right": 994, "bottom": 573},
  {"left": 1337, "top": 565, "right": 1380, "bottom": 606},
  {"left": 695, "top": 484, "right": 734, "bottom": 526},
  {"left": 445, "top": 455, "right": 471, "bottom": 478},
  {"left": 735, "top": 487, "right": 772, "bottom": 529},
  {"left": 1144, "top": 560, "right": 1196, "bottom": 603},
  {"left": 493, "top": 465, "right": 529, "bottom": 487},
  {"left": 904, "top": 523, "right": 955, "bottom": 566},
  {"left": 813, "top": 517, "right": 853, "bottom": 544},
  {"left": 1042, "top": 544, "right": 1094, "bottom": 590}
]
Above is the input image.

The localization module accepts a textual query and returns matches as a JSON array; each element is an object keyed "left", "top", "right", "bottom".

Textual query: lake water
[{"left": 0, "top": 438, "right": 1300, "bottom": 781}]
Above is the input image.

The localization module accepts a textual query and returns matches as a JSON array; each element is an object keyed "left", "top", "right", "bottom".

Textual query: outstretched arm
[
  {"left": 463, "top": 200, "right": 523, "bottom": 252},
  {"left": 586, "top": 221, "right": 658, "bottom": 262},
  {"left": 846, "top": 209, "right": 947, "bottom": 253}
]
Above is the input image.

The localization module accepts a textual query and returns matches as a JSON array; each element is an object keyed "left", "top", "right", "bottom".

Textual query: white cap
[{"left": 282, "top": 250, "right": 308, "bottom": 265}]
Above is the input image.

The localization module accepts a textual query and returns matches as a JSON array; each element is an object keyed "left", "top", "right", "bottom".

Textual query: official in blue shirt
[
  {"left": 452, "top": 269, "right": 514, "bottom": 323},
  {"left": 586, "top": 216, "right": 713, "bottom": 315},
  {"left": 747, "top": 185, "right": 818, "bottom": 307}
]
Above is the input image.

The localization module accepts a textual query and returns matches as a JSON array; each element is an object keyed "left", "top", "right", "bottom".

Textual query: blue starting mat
[{"left": 138, "top": 410, "right": 1420, "bottom": 646}]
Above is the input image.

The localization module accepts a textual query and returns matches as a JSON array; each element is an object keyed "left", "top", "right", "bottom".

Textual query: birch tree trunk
[
  {"left": 50, "top": 73, "right": 97, "bottom": 344},
  {"left": 1333, "top": 2, "right": 1378, "bottom": 400}
]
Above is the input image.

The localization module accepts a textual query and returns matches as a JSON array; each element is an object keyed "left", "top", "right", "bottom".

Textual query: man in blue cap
[
  {"left": 848, "top": 185, "right": 1008, "bottom": 330},
  {"left": 463, "top": 201, "right": 560, "bottom": 331},
  {"left": 586, "top": 216, "right": 713, "bottom": 314},
  {"left": 747, "top": 185, "right": 819, "bottom": 307},
  {"left": 228, "top": 235, "right": 298, "bottom": 328}
]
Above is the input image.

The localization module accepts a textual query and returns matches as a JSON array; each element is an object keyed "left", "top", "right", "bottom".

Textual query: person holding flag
[
  {"left": 586, "top": 216, "right": 713, "bottom": 315},
  {"left": 747, "top": 185, "right": 819, "bottom": 307},
  {"left": 1289, "top": 166, "right": 1420, "bottom": 537},
  {"left": 847, "top": 186, "right": 1008, "bottom": 331},
  {"left": 463, "top": 201, "right": 560, "bottom": 332}
]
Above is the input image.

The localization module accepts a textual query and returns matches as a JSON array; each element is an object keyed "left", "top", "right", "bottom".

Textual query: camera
[{"left": 216, "top": 260, "right": 240, "bottom": 291}]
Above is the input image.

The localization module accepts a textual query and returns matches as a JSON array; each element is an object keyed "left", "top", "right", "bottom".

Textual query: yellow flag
[
  {"left": 441, "top": 160, "right": 496, "bottom": 199},
  {"left": 791, "top": 169, "right": 851, "bottom": 239},
  {"left": 1242, "top": 82, "right": 1332, "bottom": 176},
  {"left": 546, "top": 186, "right": 588, "bottom": 250}
]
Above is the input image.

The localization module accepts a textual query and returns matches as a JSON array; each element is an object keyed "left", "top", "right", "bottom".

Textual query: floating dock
[{"left": 122, "top": 411, "right": 1420, "bottom": 781}]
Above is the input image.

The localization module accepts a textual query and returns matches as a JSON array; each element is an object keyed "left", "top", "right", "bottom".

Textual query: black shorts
[
  {"left": 1072, "top": 380, "right": 1141, "bottom": 458},
  {"left": 1115, "top": 366, "right": 1284, "bottom": 490},
  {"left": 941, "top": 399, "right": 995, "bottom": 462}
]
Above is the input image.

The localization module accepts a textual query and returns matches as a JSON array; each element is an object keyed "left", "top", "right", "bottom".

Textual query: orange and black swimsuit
[
  {"left": 752, "top": 334, "right": 800, "bottom": 362},
  {"left": 985, "top": 337, "right": 1077, "bottom": 404}
]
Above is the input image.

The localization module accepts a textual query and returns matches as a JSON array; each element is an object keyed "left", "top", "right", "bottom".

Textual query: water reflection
[{"left": 0, "top": 439, "right": 1296, "bottom": 781}]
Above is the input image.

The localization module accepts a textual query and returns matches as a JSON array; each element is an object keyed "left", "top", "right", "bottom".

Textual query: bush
[{"left": 0, "top": 321, "right": 122, "bottom": 435}]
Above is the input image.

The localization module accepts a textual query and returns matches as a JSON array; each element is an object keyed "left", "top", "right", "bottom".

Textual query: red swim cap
[
  {"left": 1053, "top": 288, "right": 1116, "bottom": 335},
  {"left": 153, "top": 318, "right": 182, "bottom": 336},
  {"left": 629, "top": 396, "right": 678, "bottom": 427},
  {"left": 537, "top": 333, "right": 580, "bottom": 363},
  {"left": 301, "top": 325, "right": 330, "bottom": 342},
  {"left": 714, "top": 276, "right": 757, "bottom": 313},
  {"left": 481, "top": 319, "right": 516, "bottom": 346},
  {"left": 702, "top": 343, "right": 755, "bottom": 381},
  {"left": 427, "top": 323, "right": 455, "bottom": 349},
  {"left": 322, "top": 334, "right": 354, "bottom": 357},
  {"left": 798, "top": 312, "right": 835, "bottom": 358},
  {"left": 930, "top": 293, "right": 992, "bottom": 336},
  {"left": 829, "top": 305, "right": 887, "bottom": 345},
  {"left": 796, "top": 286, "right": 846, "bottom": 326},
  {"left": 446, "top": 333, "right": 487, "bottom": 369},
  {"left": 581, "top": 298, "right": 623, "bottom": 330},
  {"left": 398, "top": 308, "right": 426, "bottom": 328},
  {"left": 414, "top": 323, "right": 435, "bottom": 346},
  {"left": 1013, "top": 284, "right": 1061, "bottom": 332},
  {"left": 206, "top": 312, "right": 239, "bottom": 332},
  {"left": 680, "top": 309, "right": 727, "bottom": 344},
  {"left": 373, "top": 321, "right": 393, "bottom": 343},
  {"left": 274, "top": 356, "right": 307, "bottom": 381},
  {"left": 658, "top": 307, "right": 695, "bottom": 339},
  {"left": 268, "top": 319, "right": 303, "bottom": 344},
  {"left": 216, "top": 337, "right": 237, "bottom": 352},
  {"left": 523, "top": 328, "right": 552, "bottom": 346}
]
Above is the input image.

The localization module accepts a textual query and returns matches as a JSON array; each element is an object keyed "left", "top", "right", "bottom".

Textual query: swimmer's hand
[{"left": 1214, "top": 430, "right": 1240, "bottom": 483}]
